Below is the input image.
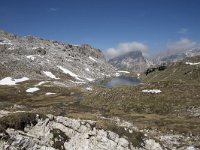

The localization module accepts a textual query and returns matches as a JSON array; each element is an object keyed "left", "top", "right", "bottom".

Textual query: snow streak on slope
[
  {"left": 43, "top": 71, "right": 60, "bottom": 79},
  {"left": 26, "top": 87, "right": 40, "bottom": 93},
  {"left": 0, "top": 77, "right": 29, "bottom": 85},
  {"left": 57, "top": 66, "right": 84, "bottom": 81},
  {"left": 89, "top": 56, "right": 97, "bottom": 62}
]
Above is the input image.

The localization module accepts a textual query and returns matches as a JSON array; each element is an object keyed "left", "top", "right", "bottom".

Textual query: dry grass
[{"left": 81, "top": 81, "right": 200, "bottom": 136}]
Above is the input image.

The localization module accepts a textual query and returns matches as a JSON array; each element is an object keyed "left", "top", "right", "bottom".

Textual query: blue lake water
[{"left": 102, "top": 76, "right": 141, "bottom": 88}]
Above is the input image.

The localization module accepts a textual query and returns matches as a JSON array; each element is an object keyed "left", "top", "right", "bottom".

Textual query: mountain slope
[
  {"left": 143, "top": 55, "right": 200, "bottom": 84},
  {"left": 0, "top": 30, "right": 116, "bottom": 86},
  {"left": 108, "top": 51, "right": 153, "bottom": 72}
]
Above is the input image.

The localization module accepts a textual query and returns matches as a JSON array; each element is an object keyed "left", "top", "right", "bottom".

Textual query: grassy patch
[
  {"left": 0, "top": 112, "right": 46, "bottom": 131},
  {"left": 81, "top": 81, "right": 200, "bottom": 136}
]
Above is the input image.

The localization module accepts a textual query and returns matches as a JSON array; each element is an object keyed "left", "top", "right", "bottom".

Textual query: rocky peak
[{"left": 109, "top": 51, "right": 153, "bottom": 73}]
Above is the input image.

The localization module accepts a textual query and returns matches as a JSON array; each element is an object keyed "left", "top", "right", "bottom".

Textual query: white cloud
[
  {"left": 178, "top": 28, "right": 188, "bottom": 34},
  {"left": 105, "top": 41, "right": 148, "bottom": 59},
  {"left": 167, "top": 38, "right": 197, "bottom": 54}
]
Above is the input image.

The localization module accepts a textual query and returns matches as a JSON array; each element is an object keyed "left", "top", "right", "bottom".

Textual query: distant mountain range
[
  {"left": 108, "top": 48, "right": 200, "bottom": 73},
  {"left": 108, "top": 51, "right": 153, "bottom": 73},
  {"left": 154, "top": 48, "right": 200, "bottom": 64}
]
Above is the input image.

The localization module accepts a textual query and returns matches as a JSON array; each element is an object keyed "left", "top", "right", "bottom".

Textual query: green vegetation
[{"left": 0, "top": 112, "right": 46, "bottom": 131}]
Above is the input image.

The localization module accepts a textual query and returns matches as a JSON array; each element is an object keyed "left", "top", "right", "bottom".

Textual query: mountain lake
[{"left": 99, "top": 76, "right": 141, "bottom": 88}]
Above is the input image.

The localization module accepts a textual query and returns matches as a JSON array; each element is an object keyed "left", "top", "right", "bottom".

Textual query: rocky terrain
[
  {"left": 0, "top": 30, "right": 116, "bottom": 87},
  {"left": 108, "top": 51, "right": 153, "bottom": 73},
  {"left": 0, "top": 111, "right": 163, "bottom": 150}
]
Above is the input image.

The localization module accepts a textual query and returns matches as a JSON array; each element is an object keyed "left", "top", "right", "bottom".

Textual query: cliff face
[
  {"left": 0, "top": 30, "right": 116, "bottom": 86},
  {"left": 108, "top": 51, "right": 153, "bottom": 73}
]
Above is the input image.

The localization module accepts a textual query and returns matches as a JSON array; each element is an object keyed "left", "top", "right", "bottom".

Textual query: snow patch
[
  {"left": 85, "top": 68, "right": 90, "bottom": 71},
  {"left": 57, "top": 66, "right": 84, "bottom": 81},
  {"left": 0, "top": 40, "right": 13, "bottom": 45},
  {"left": 117, "top": 71, "right": 130, "bottom": 74},
  {"left": 142, "top": 89, "right": 162, "bottom": 94},
  {"left": 186, "top": 146, "right": 195, "bottom": 150},
  {"left": 45, "top": 92, "right": 56, "bottom": 95},
  {"left": 86, "top": 87, "right": 93, "bottom": 91},
  {"left": 0, "top": 77, "right": 29, "bottom": 86},
  {"left": 43, "top": 71, "right": 59, "bottom": 79},
  {"left": 26, "top": 87, "right": 40, "bottom": 93},
  {"left": 185, "top": 62, "right": 200, "bottom": 65},
  {"left": 35, "top": 81, "right": 48, "bottom": 86},
  {"left": 32, "top": 47, "right": 38, "bottom": 50},
  {"left": 89, "top": 56, "right": 97, "bottom": 62},
  {"left": 8, "top": 46, "right": 15, "bottom": 50},
  {"left": 70, "top": 80, "right": 86, "bottom": 84},
  {"left": 115, "top": 73, "right": 120, "bottom": 77},
  {"left": 27, "top": 55, "right": 36, "bottom": 61},
  {"left": 85, "top": 77, "right": 95, "bottom": 82}
]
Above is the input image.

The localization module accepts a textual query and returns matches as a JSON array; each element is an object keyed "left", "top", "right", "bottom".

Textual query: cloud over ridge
[{"left": 105, "top": 41, "right": 148, "bottom": 59}]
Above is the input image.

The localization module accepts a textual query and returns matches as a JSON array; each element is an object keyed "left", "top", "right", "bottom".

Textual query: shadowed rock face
[
  {"left": 0, "top": 30, "right": 116, "bottom": 86},
  {"left": 109, "top": 51, "right": 153, "bottom": 73}
]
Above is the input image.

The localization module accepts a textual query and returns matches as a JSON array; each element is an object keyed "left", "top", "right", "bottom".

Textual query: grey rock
[
  {"left": 0, "top": 113, "right": 163, "bottom": 150},
  {"left": 0, "top": 30, "right": 116, "bottom": 86},
  {"left": 109, "top": 51, "right": 153, "bottom": 73}
]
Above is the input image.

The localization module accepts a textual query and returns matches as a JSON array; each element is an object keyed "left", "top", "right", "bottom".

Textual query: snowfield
[
  {"left": 0, "top": 77, "right": 29, "bottom": 85},
  {"left": 43, "top": 71, "right": 60, "bottom": 79},
  {"left": 142, "top": 89, "right": 162, "bottom": 94},
  {"left": 26, "top": 87, "right": 40, "bottom": 93}
]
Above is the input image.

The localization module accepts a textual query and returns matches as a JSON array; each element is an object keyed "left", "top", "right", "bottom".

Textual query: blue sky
[{"left": 0, "top": 0, "right": 200, "bottom": 58}]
